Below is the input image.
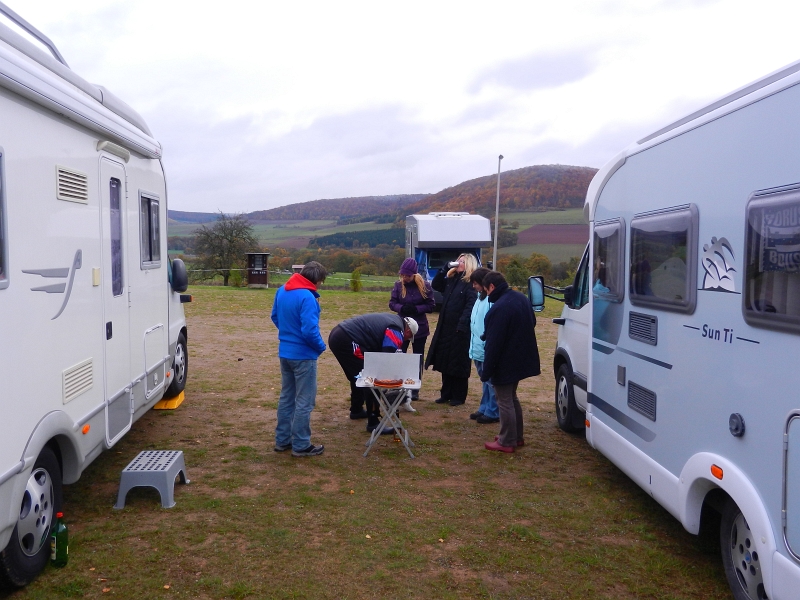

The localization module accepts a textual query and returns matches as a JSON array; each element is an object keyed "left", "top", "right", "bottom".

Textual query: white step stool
[{"left": 114, "top": 450, "right": 190, "bottom": 509}]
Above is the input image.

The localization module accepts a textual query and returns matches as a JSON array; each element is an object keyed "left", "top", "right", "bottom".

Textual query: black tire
[
  {"left": 720, "top": 498, "right": 768, "bottom": 600},
  {"left": 164, "top": 332, "right": 187, "bottom": 399},
  {"left": 0, "top": 446, "right": 62, "bottom": 589},
  {"left": 555, "top": 363, "right": 583, "bottom": 433}
]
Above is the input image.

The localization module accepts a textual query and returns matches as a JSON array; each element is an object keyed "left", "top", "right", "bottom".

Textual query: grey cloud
[
  {"left": 469, "top": 50, "right": 597, "bottom": 93},
  {"left": 149, "top": 105, "right": 469, "bottom": 213}
]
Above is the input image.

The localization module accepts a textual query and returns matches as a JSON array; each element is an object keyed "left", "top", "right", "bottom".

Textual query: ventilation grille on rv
[
  {"left": 63, "top": 358, "right": 93, "bottom": 404},
  {"left": 628, "top": 381, "right": 656, "bottom": 421},
  {"left": 56, "top": 166, "right": 89, "bottom": 204},
  {"left": 629, "top": 311, "right": 658, "bottom": 345}
]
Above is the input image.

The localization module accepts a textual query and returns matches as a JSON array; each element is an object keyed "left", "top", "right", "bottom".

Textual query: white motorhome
[
  {"left": 530, "top": 58, "right": 800, "bottom": 599},
  {"left": 405, "top": 212, "right": 491, "bottom": 302},
  {"left": 0, "top": 3, "right": 189, "bottom": 587}
]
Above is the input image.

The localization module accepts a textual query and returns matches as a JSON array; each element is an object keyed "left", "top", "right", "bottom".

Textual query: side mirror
[
  {"left": 563, "top": 285, "right": 573, "bottom": 307},
  {"left": 170, "top": 258, "right": 189, "bottom": 293},
  {"left": 527, "top": 276, "right": 545, "bottom": 312}
]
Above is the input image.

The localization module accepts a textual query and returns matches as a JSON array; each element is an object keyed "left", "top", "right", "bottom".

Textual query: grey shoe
[
  {"left": 292, "top": 444, "right": 324, "bottom": 457},
  {"left": 274, "top": 443, "right": 292, "bottom": 452}
]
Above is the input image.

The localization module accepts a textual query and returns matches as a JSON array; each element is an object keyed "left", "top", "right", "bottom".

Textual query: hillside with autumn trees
[
  {"left": 246, "top": 194, "right": 427, "bottom": 221},
  {"left": 403, "top": 164, "right": 596, "bottom": 216}
]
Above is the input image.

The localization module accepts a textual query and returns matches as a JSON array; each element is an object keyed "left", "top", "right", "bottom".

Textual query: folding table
[{"left": 356, "top": 352, "right": 421, "bottom": 458}]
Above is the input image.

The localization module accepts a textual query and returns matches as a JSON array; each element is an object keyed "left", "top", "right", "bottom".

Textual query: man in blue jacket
[{"left": 271, "top": 261, "right": 328, "bottom": 457}]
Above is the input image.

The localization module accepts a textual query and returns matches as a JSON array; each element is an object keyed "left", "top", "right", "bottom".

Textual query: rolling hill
[{"left": 404, "top": 164, "right": 597, "bottom": 216}]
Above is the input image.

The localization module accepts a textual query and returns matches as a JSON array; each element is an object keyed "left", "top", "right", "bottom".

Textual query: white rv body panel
[
  {"left": 0, "top": 6, "right": 187, "bottom": 576},
  {"left": 405, "top": 213, "right": 492, "bottom": 294},
  {"left": 570, "top": 58, "right": 800, "bottom": 598}
]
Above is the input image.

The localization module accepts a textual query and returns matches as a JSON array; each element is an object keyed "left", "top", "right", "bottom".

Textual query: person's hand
[{"left": 400, "top": 304, "right": 416, "bottom": 317}]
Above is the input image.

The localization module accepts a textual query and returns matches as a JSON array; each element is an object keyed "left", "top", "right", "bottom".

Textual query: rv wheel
[
  {"left": 165, "top": 332, "right": 188, "bottom": 398},
  {"left": 555, "top": 363, "right": 583, "bottom": 433},
  {"left": 0, "top": 446, "right": 62, "bottom": 589},
  {"left": 720, "top": 499, "right": 768, "bottom": 600}
]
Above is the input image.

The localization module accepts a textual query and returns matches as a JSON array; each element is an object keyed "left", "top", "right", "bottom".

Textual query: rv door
[{"left": 100, "top": 158, "right": 132, "bottom": 445}]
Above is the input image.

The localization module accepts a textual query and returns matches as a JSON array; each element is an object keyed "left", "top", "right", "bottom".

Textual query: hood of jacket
[{"left": 284, "top": 273, "right": 318, "bottom": 293}]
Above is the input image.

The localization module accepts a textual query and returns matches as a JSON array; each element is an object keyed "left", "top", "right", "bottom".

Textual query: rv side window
[
  {"left": 139, "top": 193, "right": 161, "bottom": 268},
  {"left": 0, "top": 153, "right": 6, "bottom": 290},
  {"left": 593, "top": 219, "right": 625, "bottom": 303},
  {"left": 629, "top": 204, "right": 698, "bottom": 313},
  {"left": 110, "top": 178, "right": 123, "bottom": 296},
  {"left": 743, "top": 190, "right": 800, "bottom": 332}
]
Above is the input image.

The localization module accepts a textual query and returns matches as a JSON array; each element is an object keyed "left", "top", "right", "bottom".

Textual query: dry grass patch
[{"left": 8, "top": 286, "right": 732, "bottom": 600}]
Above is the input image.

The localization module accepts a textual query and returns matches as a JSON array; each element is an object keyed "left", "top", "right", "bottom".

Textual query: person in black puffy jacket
[{"left": 424, "top": 253, "right": 478, "bottom": 406}]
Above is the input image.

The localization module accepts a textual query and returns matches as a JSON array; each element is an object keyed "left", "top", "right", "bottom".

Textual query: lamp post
[{"left": 492, "top": 154, "right": 503, "bottom": 270}]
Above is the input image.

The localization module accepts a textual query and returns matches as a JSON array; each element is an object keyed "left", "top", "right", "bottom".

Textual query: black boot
[{"left": 350, "top": 400, "right": 368, "bottom": 420}]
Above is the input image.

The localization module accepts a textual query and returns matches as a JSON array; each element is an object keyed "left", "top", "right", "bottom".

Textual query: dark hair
[
  {"left": 300, "top": 261, "right": 327, "bottom": 285},
  {"left": 482, "top": 271, "right": 507, "bottom": 290},
  {"left": 469, "top": 267, "right": 491, "bottom": 285},
  {"left": 470, "top": 267, "right": 491, "bottom": 300}
]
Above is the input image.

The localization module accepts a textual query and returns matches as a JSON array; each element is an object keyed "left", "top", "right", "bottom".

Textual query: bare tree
[{"left": 193, "top": 212, "right": 259, "bottom": 286}]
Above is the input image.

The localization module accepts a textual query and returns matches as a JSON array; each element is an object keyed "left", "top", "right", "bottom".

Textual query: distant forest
[
  {"left": 309, "top": 229, "right": 405, "bottom": 248},
  {"left": 247, "top": 194, "right": 428, "bottom": 221}
]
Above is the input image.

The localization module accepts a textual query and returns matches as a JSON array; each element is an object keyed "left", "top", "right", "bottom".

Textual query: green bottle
[{"left": 50, "top": 512, "right": 68, "bottom": 567}]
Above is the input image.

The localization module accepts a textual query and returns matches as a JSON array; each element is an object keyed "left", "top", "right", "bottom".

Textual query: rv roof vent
[
  {"left": 63, "top": 358, "right": 93, "bottom": 404},
  {"left": 629, "top": 312, "right": 657, "bottom": 345},
  {"left": 628, "top": 381, "right": 656, "bottom": 421},
  {"left": 56, "top": 166, "right": 89, "bottom": 204}
]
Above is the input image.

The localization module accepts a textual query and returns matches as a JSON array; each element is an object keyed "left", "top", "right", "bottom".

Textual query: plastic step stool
[{"left": 114, "top": 450, "right": 189, "bottom": 509}]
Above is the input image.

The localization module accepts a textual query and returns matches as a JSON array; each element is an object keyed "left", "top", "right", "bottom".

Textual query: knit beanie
[{"left": 399, "top": 258, "right": 418, "bottom": 276}]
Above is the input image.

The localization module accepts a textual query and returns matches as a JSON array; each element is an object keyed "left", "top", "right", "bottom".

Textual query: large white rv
[
  {"left": 531, "top": 59, "right": 800, "bottom": 599},
  {"left": 0, "top": 3, "right": 189, "bottom": 587}
]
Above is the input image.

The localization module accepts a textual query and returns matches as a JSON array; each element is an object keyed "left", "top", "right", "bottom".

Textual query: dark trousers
[
  {"left": 494, "top": 381, "right": 523, "bottom": 447},
  {"left": 401, "top": 336, "right": 426, "bottom": 399},
  {"left": 328, "top": 325, "right": 376, "bottom": 416},
  {"left": 440, "top": 373, "right": 469, "bottom": 403}
]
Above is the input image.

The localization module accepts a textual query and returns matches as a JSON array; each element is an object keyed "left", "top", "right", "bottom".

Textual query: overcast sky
[{"left": 6, "top": 0, "right": 800, "bottom": 213}]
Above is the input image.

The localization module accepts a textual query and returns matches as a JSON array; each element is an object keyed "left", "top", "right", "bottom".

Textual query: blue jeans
[
  {"left": 275, "top": 358, "right": 318, "bottom": 451},
  {"left": 474, "top": 360, "right": 499, "bottom": 419}
]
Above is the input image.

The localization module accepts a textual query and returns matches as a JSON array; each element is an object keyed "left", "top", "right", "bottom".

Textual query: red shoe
[
  {"left": 495, "top": 435, "right": 524, "bottom": 447},
  {"left": 484, "top": 440, "right": 515, "bottom": 453}
]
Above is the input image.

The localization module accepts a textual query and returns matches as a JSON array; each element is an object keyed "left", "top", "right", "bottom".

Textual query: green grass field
[{"left": 500, "top": 208, "right": 586, "bottom": 227}]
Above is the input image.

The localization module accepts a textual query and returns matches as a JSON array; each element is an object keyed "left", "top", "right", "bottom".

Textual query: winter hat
[
  {"left": 403, "top": 317, "right": 419, "bottom": 336},
  {"left": 399, "top": 258, "right": 418, "bottom": 276}
]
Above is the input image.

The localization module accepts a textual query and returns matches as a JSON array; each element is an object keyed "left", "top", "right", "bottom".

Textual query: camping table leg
[{"left": 363, "top": 387, "right": 416, "bottom": 458}]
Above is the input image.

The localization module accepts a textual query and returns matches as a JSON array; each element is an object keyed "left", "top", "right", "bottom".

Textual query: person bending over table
[{"left": 329, "top": 313, "right": 418, "bottom": 432}]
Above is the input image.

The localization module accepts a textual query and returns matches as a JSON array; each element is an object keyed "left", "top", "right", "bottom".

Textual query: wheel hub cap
[{"left": 17, "top": 467, "right": 54, "bottom": 557}]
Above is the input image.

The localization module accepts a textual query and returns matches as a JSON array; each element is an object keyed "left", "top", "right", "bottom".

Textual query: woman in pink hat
[{"left": 389, "top": 258, "right": 435, "bottom": 399}]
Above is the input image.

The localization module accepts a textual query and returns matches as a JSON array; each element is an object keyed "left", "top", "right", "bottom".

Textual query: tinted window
[
  {"left": 0, "top": 153, "right": 6, "bottom": 290},
  {"left": 110, "top": 178, "right": 123, "bottom": 296},
  {"left": 572, "top": 245, "right": 590, "bottom": 309},
  {"left": 744, "top": 189, "right": 800, "bottom": 332},
  {"left": 630, "top": 205, "right": 698, "bottom": 313},
  {"left": 593, "top": 219, "right": 625, "bottom": 303},
  {"left": 139, "top": 194, "right": 161, "bottom": 268}
]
